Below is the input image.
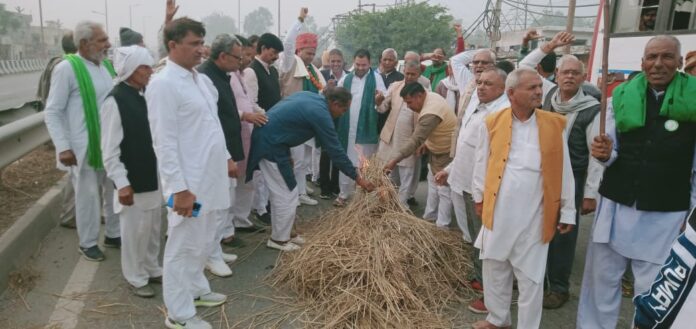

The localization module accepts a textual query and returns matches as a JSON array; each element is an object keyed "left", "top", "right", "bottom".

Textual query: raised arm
[{"left": 278, "top": 7, "right": 307, "bottom": 74}]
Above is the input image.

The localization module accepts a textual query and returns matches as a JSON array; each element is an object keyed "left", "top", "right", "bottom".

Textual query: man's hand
[
  {"left": 375, "top": 90, "right": 385, "bottom": 106},
  {"left": 58, "top": 150, "right": 77, "bottom": 166},
  {"left": 454, "top": 23, "right": 463, "bottom": 37},
  {"left": 474, "top": 202, "right": 483, "bottom": 217},
  {"left": 228, "top": 159, "right": 238, "bottom": 178},
  {"left": 173, "top": 190, "right": 196, "bottom": 217},
  {"left": 165, "top": 0, "right": 179, "bottom": 23},
  {"left": 327, "top": 79, "right": 337, "bottom": 88},
  {"left": 299, "top": 7, "right": 308, "bottom": 21},
  {"left": 243, "top": 112, "right": 268, "bottom": 126},
  {"left": 118, "top": 186, "right": 135, "bottom": 206},
  {"left": 434, "top": 170, "right": 449, "bottom": 186},
  {"left": 416, "top": 144, "right": 429, "bottom": 157},
  {"left": 591, "top": 134, "right": 613, "bottom": 162},
  {"left": 522, "top": 29, "right": 540, "bottom": 45},
  {"left": 383, "top": 159, "right": 398, "bottom": 175},
  {"left": 356, "top": 176, "right": 375, "bottom": 192},
  {"left": 558, "top": 223, "right": 575, "bottom": 234},
  {"left": 542, "top": 31, "right": 575, "bottom": 53},
  {"left": 581, "top": 198, "right": 597, "bottom": 215}
]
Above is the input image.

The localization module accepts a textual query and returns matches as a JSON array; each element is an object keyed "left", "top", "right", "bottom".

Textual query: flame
[{"left": 355, "top": 145, "right": 370, "bottom": 172}]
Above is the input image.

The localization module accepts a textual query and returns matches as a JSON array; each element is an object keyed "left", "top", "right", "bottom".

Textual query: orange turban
[{"left": 296, "top": 33, "right": 318, "bottom": 50}]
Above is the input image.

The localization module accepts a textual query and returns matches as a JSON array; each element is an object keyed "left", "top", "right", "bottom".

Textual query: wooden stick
[{"left": 599, "top": 0, "right": 611, "bottom": 135}]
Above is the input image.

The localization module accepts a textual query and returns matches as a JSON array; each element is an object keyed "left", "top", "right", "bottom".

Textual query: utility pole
[
  {"left": 129, "top": 4, "right": 140, "bottom": 29},
  {"left": 104, "top": 0, "right": 109, "bottom": 36},
  {"left": 238, "top": 0, "right": 241, "bottom": 33},
  {"left": 277, "top": 0, "right": 281, "bottom": 36},
  {"left": 38, "top": 0, "right": 45, "bottom": 57},
  {"left": 564, "top": 0, "right": 576, "bottom": 54},
  {"left": 490, "top": 0, "right": 503, "bottom": 48}
]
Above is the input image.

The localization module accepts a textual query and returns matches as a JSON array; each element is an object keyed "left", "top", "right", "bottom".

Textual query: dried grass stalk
[{"left": 270, "top": 159, "right": 476, "bottom": 328}]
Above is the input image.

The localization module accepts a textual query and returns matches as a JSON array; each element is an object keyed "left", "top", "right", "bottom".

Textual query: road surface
[
  {"left": 0, "top": 72, "right": 42, "bottom": 110},
  {"left": 0, "top": 181, "right": 634, "bottom": 328}
]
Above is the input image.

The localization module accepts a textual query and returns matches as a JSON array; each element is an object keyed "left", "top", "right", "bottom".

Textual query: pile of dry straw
[{"left": 270, "top": 160, "right": 476, "bottom": 328}]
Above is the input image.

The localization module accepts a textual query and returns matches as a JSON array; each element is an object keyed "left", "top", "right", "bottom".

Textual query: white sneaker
[
  {"left": 266, "top": 239, "right": 301, "bottom": 251},
  {"left": 299, "top": 194, "right": 318, "bottom": 206},
  {"left": 306, "top": 185, "right": 314, "bottom": 195},
  {"left": 205, "top": 260, "right": 233, "bottom": 277},
  {"left": 194, "top": 292, "right": 227, "bottom": 307},
  {"left": 221, "top": 252, "right": 238, "bottom": 263},
  {"left": 290, "top": 235, "right": 306, "bottom": 245},
  {"left": 165, "top": 316, "right": 212, "bottom": 329}
]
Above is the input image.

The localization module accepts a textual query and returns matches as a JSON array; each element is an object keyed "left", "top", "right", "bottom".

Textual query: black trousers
[{"left": 319, "top": 150, "right": 339, "bottom": 195}]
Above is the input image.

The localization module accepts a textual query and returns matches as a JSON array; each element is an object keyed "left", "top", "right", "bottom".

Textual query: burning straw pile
[{"left": 270, "top": 160, "right": 475, "bottom": 328}]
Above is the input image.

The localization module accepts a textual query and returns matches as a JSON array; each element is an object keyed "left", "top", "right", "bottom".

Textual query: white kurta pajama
[
  {"left": 472, "top": 113, "right": 576, "bottom": 328},
  {"left": 445, "top": 94, "right": 510, "bottom": 242},
  {"left": 100, "top": 96, "right": 163, "bottom": 288},
  {"left": 43, "top": 54, "right": 120, "bottom": 249},
  {"left": 337, "top": 71, "right": 386, "bottom": 199},
  {"left": 576, "top": 108, "right": 696, "bottom": 329},
  {"left": 146, "top": 60, "right": 231, "bottom": 322}
]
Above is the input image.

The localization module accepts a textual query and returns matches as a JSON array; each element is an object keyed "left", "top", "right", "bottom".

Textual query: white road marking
[{"left": 46, "top": 257, "right": 100, "bottom": 329}]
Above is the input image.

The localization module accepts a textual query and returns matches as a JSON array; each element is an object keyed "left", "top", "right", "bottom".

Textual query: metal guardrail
[
  {"left": 0, "top": 101, "right": 41, "bottom": 126},
  {"left": 0, "top": 112, "right": 50, "bottom": 169}
]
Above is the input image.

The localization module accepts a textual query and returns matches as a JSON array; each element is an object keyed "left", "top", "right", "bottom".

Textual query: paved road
[
  {"left": 0, "top": 72, "right": 42, "bottom": 110},
  {"left": 0, "top": 181, "right": 633, "bottom": 328}
]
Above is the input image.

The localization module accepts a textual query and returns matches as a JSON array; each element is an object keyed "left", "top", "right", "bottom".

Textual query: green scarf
[
  {"left": 63, "top": 55, "right": 115, "bottom": 169},
  {"left": 102, "top": 59, "right": 116, "bottom": 77},
  {"left": 423, "top": 63, "right": 447, "bottom": 91},
  {"left": 613, "top": 72, "right": 696, "bottom": 132},
  {"left": 302, "top": 65, "right": 320, "bottom": 93},
  {"left": 336, "top": 68, "right": 378, "bottom": 150}
]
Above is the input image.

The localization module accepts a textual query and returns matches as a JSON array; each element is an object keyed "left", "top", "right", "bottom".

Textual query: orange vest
[{"left": 482, "top": 108, "right": 566, "bottom": 243}]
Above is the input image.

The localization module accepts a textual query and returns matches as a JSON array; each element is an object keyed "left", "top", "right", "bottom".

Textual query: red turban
[{"left": 296, "top": 33, "right": 318, "bottom": 51}]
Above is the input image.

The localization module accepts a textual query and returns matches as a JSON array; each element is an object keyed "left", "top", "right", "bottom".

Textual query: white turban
[{"left": 113, "top": 45, "right": 155, "bottom": 83}]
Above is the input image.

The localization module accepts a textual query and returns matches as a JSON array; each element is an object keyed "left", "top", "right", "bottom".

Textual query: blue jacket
[{"left": 245, "top": 92, "right": 358, "bottom": 189}]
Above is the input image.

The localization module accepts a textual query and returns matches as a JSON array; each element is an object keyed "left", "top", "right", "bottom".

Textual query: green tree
[
  {"left": 202, "top": 12, "right": 238, "bottom": 44},
  {"left": 335, "top": 2, "right": 455, "bottom": 65},
  {"left": 243, "top": 7, "right": 273, "bottom": 36}
]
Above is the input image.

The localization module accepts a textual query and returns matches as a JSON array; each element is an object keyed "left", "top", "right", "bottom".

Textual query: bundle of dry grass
[{"left": 270, "top": 160, "right": 475, "bottom": 328}]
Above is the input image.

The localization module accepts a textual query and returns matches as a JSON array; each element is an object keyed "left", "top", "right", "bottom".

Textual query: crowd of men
[{"left": 37, "top": 0, "right": 696, "bottom": 328}]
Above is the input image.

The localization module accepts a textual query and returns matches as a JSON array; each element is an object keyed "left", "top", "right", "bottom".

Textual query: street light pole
[
  {"left": 277, "top": 0, "right": 281, "bottom": 36},
  {"left": 104, "top": 0, "right": 109, "bottom": 35},
  {"left": 38, "top": 0, "right": 45, "bottom": 56}
]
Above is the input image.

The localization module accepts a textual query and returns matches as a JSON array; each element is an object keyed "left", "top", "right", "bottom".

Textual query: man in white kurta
[
  {"left": 100, "top": 46, "right": 162, "bottom": 298},
  {"left": 43, "top": 21, "right": 119, "bottom": 261},
  {"left": 146, "top": 18, "right": 230, "bottom": 329},
  {"left": 336, "top": 51, "right": 386, "bottom": 204},
  {"left": 471, "top": 69, "right": 575, "bottom": 329},
  {"left": 376, "top": 61, "right": 430, "bottom": 205}
]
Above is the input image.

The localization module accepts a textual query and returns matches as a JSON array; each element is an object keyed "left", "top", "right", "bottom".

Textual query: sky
[{"left": 5, "top": 0, "right": 597, "bottom": 48}]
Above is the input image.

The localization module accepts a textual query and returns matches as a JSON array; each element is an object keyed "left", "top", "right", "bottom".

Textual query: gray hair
[
  {"left": 382, "top": 48, "right": 398, "bottom": 59},
  {"left": 404, "top": 50, "right": 420, "bottom": 61},
  {"left": 210, "top": 34, "right": 241, "bottom": 60},
  {"left": 482, "top": 67, "right": 508, "bottom": 82},
  {"left": 645, "top": 35, "right": 682, "bottom": 57},
  {"left": 74, "top": 21, "right": 102, "bottom": 45},
  {"left": 557, "top": 54, "right": 585, "bottom": 74},
  {"left": 505, "top": 67, "right": 538, "bottom": 91},
  {"left": 403, "top": 60, "right": 421, "bottom": 72},
  {"left": 474, "top": 48, "right": 497, "bottom": 62}
]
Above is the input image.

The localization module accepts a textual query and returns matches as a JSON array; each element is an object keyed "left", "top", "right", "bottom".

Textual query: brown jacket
[{"left": 279, "top": 54, "right": 326, "bottom": 98}]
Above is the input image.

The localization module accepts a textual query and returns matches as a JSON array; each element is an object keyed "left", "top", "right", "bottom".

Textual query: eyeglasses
[
  {"left": 559, "top": 70, "right": 582, "bottom": 77},
  {"left": 226, "top": 52, "right": 242, "bottom": 61},
  {"left": 472, "top": 60, "right": 492, "bottom": 65}
]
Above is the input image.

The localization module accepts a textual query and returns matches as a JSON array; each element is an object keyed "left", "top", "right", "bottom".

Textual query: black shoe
[
  {"left": 148, "top": 276, "right": 162, "bottom": 284},
  {"left": 79, "top": 245, "right": 105, "bottom": 262},
  {"left": 256, "top": 212, "right": 271, "bottom": 226},
  {"left": 407, "top": 197, "right": 418, "bottom": 206},
  {"left": 319, "top": 193, "right": 333, "bottom": 200},
  {"left": 103, "top": 236, "right": 121, "bottom": 249}
]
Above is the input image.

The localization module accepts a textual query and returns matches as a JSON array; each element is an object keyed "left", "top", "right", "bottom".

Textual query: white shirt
[
  {"left": 278, "top": 20, "right": 303, "bottom": 75},
  {"left": 145, "top": 59, "right": 230, "bottom": 222},
  {"left": 242, "top": 56, "right": 274, "bottom": 111},
  {"left": 338, "top": 70, "right": 387, "bottom": 164},
  {"left": 472, "top": 111, "right": 576, "bottom": 283},
  {"left": 445, "top": 94, "right": 510, "bottom": 194},
  {"left": 518, "top": 47, "right": 556, "bottom": 100},
  {"left": 100, "top": 94, "right": 161, "bottom": 213},
  {"left": 43, "top": 53, "right": 114, "bottom": 171},
  {"left": 450, "top": 49, "right": 477, "bottom": 95}
]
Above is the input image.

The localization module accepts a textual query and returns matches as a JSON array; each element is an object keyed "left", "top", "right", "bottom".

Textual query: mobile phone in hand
[{"left": 167, "top": 194, "right": 202, "bottom": 217}]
